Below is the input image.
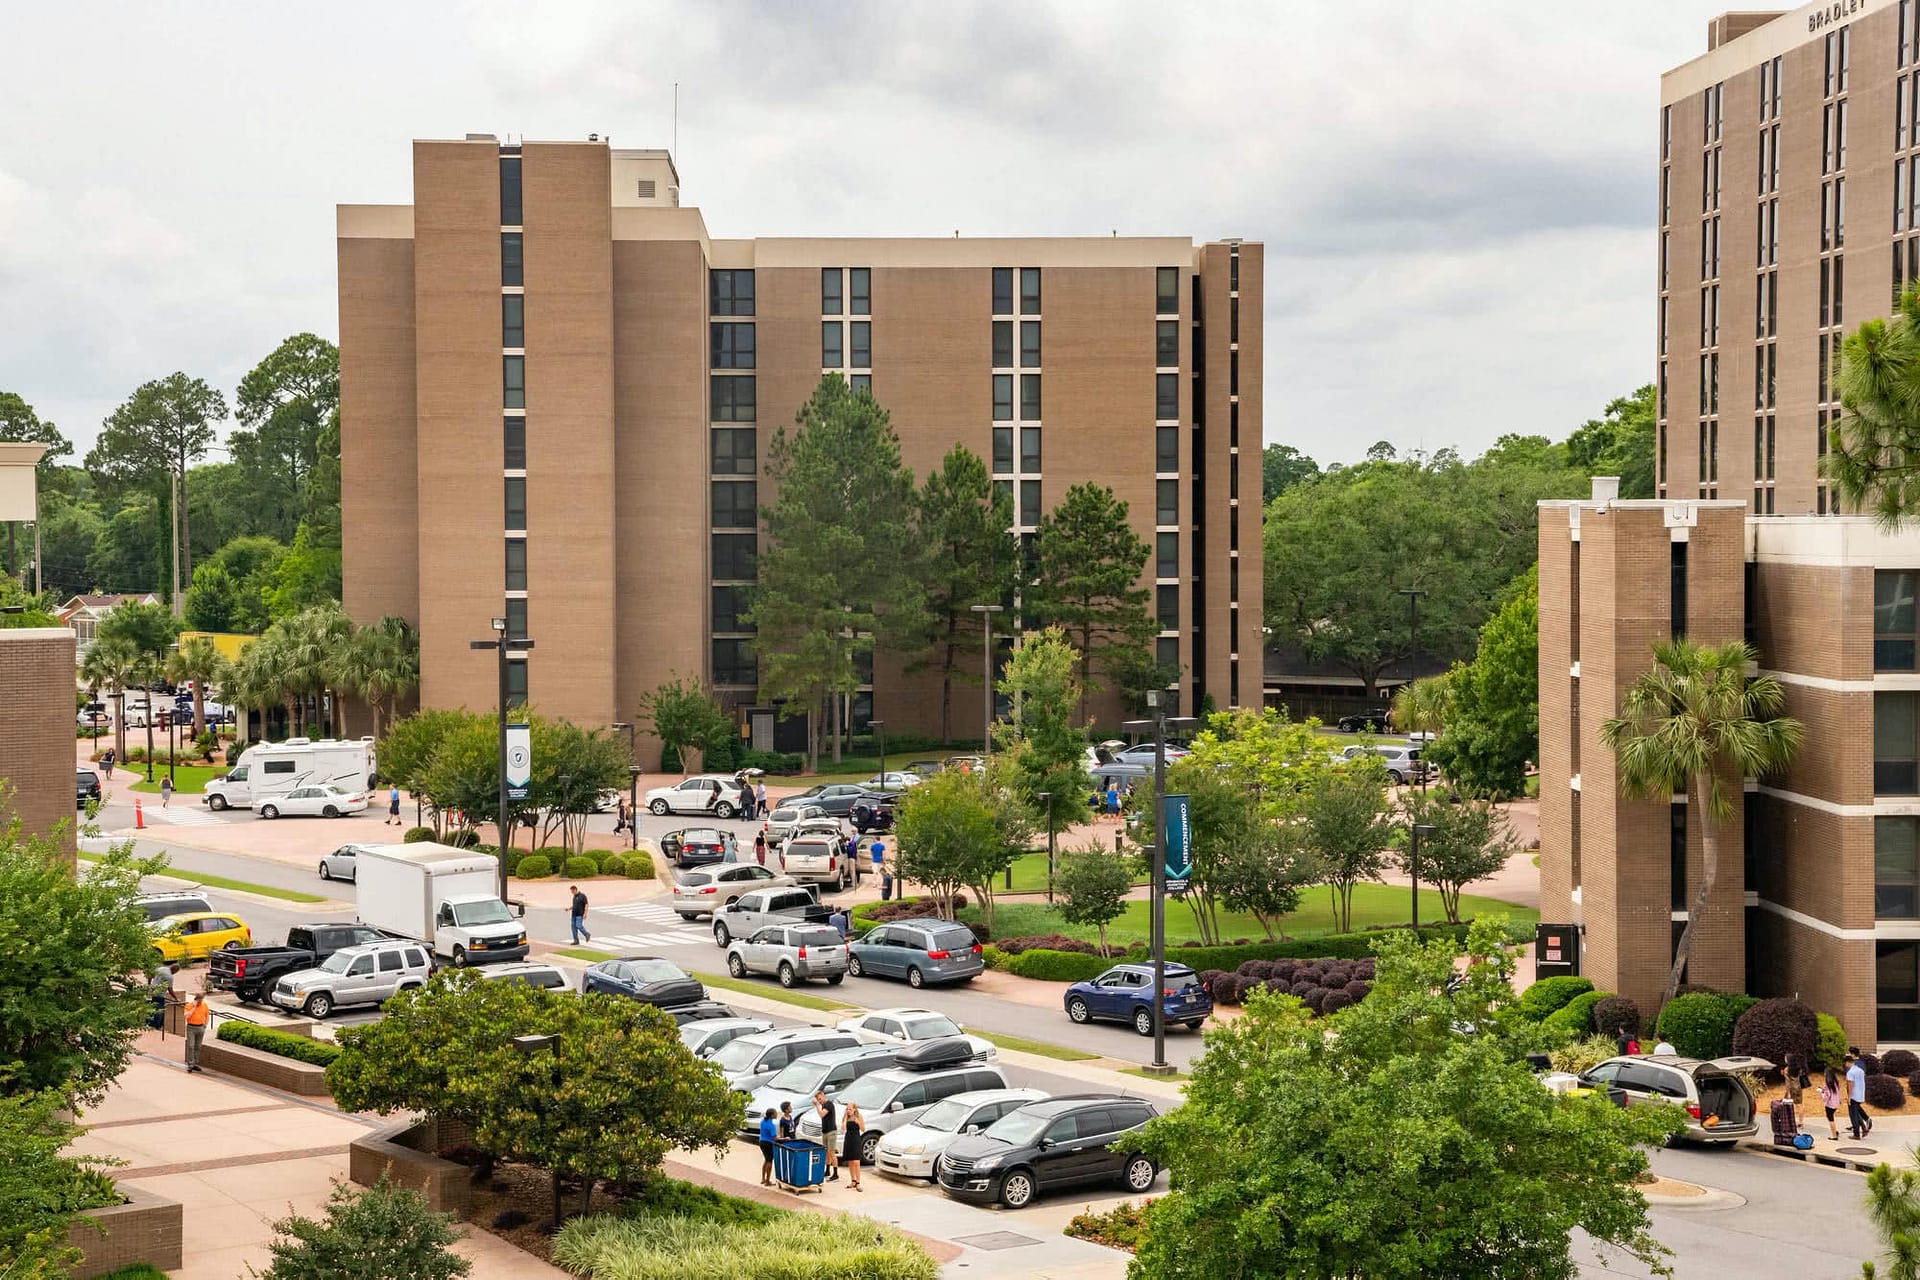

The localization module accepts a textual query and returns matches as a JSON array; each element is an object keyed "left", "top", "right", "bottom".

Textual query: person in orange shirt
[{"left": 184, "top": 993, "right": 210, "bottom": 1072}]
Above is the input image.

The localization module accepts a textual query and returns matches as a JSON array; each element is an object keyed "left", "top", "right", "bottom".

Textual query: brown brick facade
[{"left": 0, "top": 629, "right": 77, "bottom": 856}]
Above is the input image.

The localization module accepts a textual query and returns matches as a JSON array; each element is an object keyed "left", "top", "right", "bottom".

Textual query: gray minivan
[
  {"left": 708, "top": 1026, "right": 862, "bottom": 1092},
  {"left": 848, "top": 917, "right": 984, "bottom": 987}
]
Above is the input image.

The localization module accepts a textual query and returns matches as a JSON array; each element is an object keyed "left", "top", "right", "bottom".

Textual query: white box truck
[
  {"left": 203, "top": 738, "right": 374, "bottom": 812},
  {"left": 353, "top": 843, "right": 528, "bottom": 965}
]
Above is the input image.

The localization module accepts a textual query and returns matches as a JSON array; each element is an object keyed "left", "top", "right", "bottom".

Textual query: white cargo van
[
  {"left": 203, "top": 738, "right": 374, "bottom": 812},
  {"left": 354, "top": 843, "right": 527, "bottom": 965}
]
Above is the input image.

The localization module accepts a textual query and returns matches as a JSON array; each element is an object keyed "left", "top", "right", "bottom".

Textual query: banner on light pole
[
  {"left": 505, "top": 723, "right": 531, "bottom": 801},
  {"left": 1162, "top": 792, "right": 1191, "bottom": 892}
]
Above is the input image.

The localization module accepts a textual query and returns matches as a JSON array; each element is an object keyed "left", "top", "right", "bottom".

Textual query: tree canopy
[
  {"left": 913, "top": 444, "right": 1017, "bottom": 742},
  {"left": 1026, "top": 482, "right": 1154, "bottom": 722},
  {"left": 1422, "top": 566, "right": 1539, "bottom": 798}
]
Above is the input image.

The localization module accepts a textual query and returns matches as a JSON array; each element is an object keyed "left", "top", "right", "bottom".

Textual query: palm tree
[
  {"left": 1391, "top": 672, "right": 1453, "bottom": 792},
  {"left": 1600, "top": 638, "right": 1802, "bottom": 1010},
  {"left": 79, "top": 638, "right": 142, "bottom": 766},
  {"left": 326, "top": 616, "right": 419, "bottom": 739},
  {"left": 277, "top": 606, "right": 353, "bottom": 736},
  {"left": 164, "top": 635, "right": 227, "bottom": 740},
  {"left": 1828, "top": 285, "right": 1920, "bottom": 525}
]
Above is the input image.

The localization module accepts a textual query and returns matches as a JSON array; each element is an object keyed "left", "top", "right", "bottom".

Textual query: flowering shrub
[{"left": 1065, "top": 1200, "right": 1150, "bottom": 1252}]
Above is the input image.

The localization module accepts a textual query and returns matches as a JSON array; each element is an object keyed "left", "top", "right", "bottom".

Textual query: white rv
[{"left": 203, "top": 738, "right": 375, "bottom": 811}]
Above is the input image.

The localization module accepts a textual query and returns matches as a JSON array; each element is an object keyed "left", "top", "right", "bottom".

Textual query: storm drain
[{"left": 952, "top": 1231, "right": 1043, "bottom": 1251}]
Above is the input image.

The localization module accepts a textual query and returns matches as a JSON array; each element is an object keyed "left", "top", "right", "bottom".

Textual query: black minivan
[{"left": 937, "top": 1095, "right": 1159, "bottom": 1208}]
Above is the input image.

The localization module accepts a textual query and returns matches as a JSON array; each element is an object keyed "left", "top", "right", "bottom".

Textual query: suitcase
[{"left": 1770, "top": 1097, "right": 1800, "bottom": 1146}]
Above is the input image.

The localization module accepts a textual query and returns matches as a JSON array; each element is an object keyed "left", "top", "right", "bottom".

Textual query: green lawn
[
  {"left": 1001, "top": 850, "right": 1147, "bottom": 897},
  {"left": 556, "top": 947, "right": 618, "bottom": 963},
  {"left": 975, "top": 1031, "right": 1099, "bottom": 1062},
  {"left": 154, "top": 869, "right": 327, "bottom": 904},
  {"left": 693, "top": 970, "right": 854, "bottom": 1013},
  {"left": 969, "top": 883, "right": 1535, "bottom": 948},
  {"left": 128, "top": 764, "right": 228, "bottom": 795},
  {"left": 1121, "top": 1066, "right": 1193, "bottom": 1082}
]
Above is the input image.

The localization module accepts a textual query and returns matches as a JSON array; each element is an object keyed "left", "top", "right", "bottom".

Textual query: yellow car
[{"left": 150, "top": 912, "right": 252, "bottom": 963}]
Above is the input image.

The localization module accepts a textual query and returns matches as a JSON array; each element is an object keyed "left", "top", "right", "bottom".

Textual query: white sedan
[
  {"left": 836, "top": 1007, "right": 997, "bottom": 1061},
  {"left": 859, "top": 771, "right": 923, "bottom": 790},
  {"left": 258, "top": 784, "right": 368, "bottom": 819}
]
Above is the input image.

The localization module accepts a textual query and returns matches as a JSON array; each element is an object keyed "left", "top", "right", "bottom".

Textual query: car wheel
[
  {"left": 907, "top": 966, "right": 924, "bottom": 989},
  {"left": 1184, "top": 1019, "right": 1206, "bottom": 1030},
  {"left": 649, "top": 799, "right": 670, "bottom": 816},
  {"left": 322, "top": 805, "right": 339, "bottom": 818},
  {"left": 1388, "top": 772, "right": 1405, "bottom": 787},
  {"left": 826, "top": 973, "right": 844, "bottom": 986},
  {"left": 848, "top": 955, "right": 864, "bottom": 977},
  {"left": 778, "top": 962, "right": 797, "bottom": 988},
  {"left": 728, "top": 953, "right": 748, "bottom": 978},
  {"left": 319, "top": 862, "right": 331, "bottom": 880},
  {"left": 224, "top": 940, "right": 243, "bottom": 951},
  {"left": 1067, "top": 996, "right": 1091, "bottom": 1024},
  {"left": 713, "top": 922, "right": 731, "bottom": 946},
  {"left": 1133, "top": 1006, "right": 1154, "bottom": 1036},
  {"left": 451, "top": 947, "right": 468, "bottom": 967},
  {"left": 304, "top": 992, "right": 333, "bottom": 1019},
  {"left": 862, "top": 1132, "right": 882, "bottom": 1164},
  {"left": 998, "top": 1169, "right": 1035, "bottom": 1208},
  {"left": 929, "top": 1154, "right": 942, "bottom": 1183},
  {"left": 715, "top": 801, "right": 736, "bottom": 819},
  {"left": 1123, "top": 1155, "right": 1156, "bottom": 1191},
  {"left": 260, "top": 804, "right": 278, "bottom": 819},
  {"left": 208, "top": 794, "right": 228, "bottom": 812}
]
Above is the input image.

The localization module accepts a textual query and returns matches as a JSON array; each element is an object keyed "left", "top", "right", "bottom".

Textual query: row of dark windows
[
  {"left": 992, "top": 268, "right": 1042, "bottom": 316},
  {"left": 823, "top": 321, "right": 871, "bottom": 369},
  {"left": 992, "top": 374, "right": 1042, "bottom": 421},
  {"left": 822, "top": 268, "right": 870, "bottom": 316},
  {"left": 992, "top": 321, "right": 1043, "bottom": 369},
  {"left": 990, "top": 426, "right": 1043, "bottom": 475}
]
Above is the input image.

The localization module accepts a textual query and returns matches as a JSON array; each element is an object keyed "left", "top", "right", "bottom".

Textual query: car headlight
[
  {"left": 897, "top": 1142, "right": 925, "bottom": 1155},
  {"left": 971, "top": 1155, "right": 1001, "bottom": 1171}
]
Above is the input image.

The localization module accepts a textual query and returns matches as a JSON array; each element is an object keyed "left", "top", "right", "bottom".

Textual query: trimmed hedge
[
  {"left": 999, "top": 948, "right": 1110, "bottom": 982},
  {"left": 216, "top": 1020, "right": 341, "bottom": 1067},
  {"left": 994, "top": 935, "right": 1105, "bottom": 956},
  {"left": 1868, "top": 1073, "right": 1907, "bottom": 1110},
  {"left": 1862, "top": 1052, "right": 1885, "bottom": 1076},
  {"left": 1815, "top": 1013, "right": 1849, "bottom": 1070},
  {"left": 1908, "top": 1068, "right": 1920, "bottom": 1100},
  {"left": 987, "top": 927, "right": 1463, "bottom": 985},
  {"left": 851, "top": 896, "right": 971, "bottom": 933},
  {"left": 600, "top": 854, "right": 628, "bottom": 877},
  {"left": 402, "top": 826, "right": 435, "bottom": 843},
  {"left": 516, "top": 855, "right": 554, "bottom": 879},
  {"left": 536, "top": 845, "right": 571, "bottom": 864},
  {"left": 1731, "top": 998, "right": 1818, "bottom": 1071},
  {"left": 625, "top": 856, "right": 654, "bottom": 880},
  {"left": 1592, "top": 995, "right": 1643, "bottom": 1038},
  {"left": 1543, "top": 990, "right": 1607, "bottom": 1038},
  {"left": 1884, "top": 1049, "right": 1920, "bottom": 1079},
  {"left": 1516, "top": 976, "right": 1595, "bottom": 1022},
  {"left": 446, "top": 830, "right": 480, "bottom": 848},
  {"left": 1656, "top": 992, "right": 1741, "bottom": 1060},
  {"left": 564, "top": 856, "right": 599, "bottom": 879}
]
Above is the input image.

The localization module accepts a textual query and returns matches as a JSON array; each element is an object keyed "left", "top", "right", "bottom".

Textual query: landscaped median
[{"left": 203, "top": 1020, "right": 339, "bottom": 1096}]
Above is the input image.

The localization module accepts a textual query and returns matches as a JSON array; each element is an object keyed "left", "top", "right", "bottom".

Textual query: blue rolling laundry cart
[{"left": 773, "top": 1139, "right": 826, "bottom": 1194}]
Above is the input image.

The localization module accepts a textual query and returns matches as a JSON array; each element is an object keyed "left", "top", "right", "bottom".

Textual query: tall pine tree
[
  {"left": 912, "top": 444, "right": 1017, "bottom": 743},
  {"left": 1026, "top": 482, "right": 1154, "bottom": 722}
]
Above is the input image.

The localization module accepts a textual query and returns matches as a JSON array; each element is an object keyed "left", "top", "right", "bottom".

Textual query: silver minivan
[
  {"left": 847, "top": 917, "right": 985, "bottom": 987},
  {"left": 270, "top": 939, "right": 432, "bottom": 1019},
  {"left": 796, "top": 1062, "right": 1009, "bottom": 1164},
  {"left": 709, "top": 1026, "right": 863, "bottom": 1093}
]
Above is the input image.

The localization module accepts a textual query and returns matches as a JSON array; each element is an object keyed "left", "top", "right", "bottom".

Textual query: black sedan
[
  {"left": 849, "top": 793, "right": 897, "bottom": 833},
  {"left": 660, "top": 827, "right": 739, "bottom": 868},
  {"left": 1336, "top": 708, "right": 1391, "bottom": 733},
  {"left": 581, "top": 956, "right": 706, "bottom": 1009}
]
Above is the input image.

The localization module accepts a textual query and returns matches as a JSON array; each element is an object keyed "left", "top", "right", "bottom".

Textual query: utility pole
[
  {"left": 170, "top": 470, "right": 183, "bottom": 618},
  {"left": 1123, "top": 691, "right": 1195, "bottom": 1075}
]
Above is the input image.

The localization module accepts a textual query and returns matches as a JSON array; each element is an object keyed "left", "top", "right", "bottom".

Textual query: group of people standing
[{"left": 758, "top": 1091, "right": 867, "bottom": 1191}]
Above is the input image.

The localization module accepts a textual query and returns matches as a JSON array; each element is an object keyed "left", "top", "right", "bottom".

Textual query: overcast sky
[{"left": 0, "top": 1, "right": 1734, "bottom": 466}]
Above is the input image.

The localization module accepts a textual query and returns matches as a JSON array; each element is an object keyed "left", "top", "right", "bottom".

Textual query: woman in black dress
[{"left": 842, "top": 1101, "right": 865, "bottom": 1191}]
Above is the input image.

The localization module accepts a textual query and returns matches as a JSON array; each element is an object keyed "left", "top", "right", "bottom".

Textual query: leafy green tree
[
  {"left": 202, "top": 534, "right": 288, "bottom": 633},
  {"left": 1395, "top": 791, "right": 1521, "bottom": 925},
  {"left": 912, "top": 445, "right": 1017, "bottom": 742},
  {"left": 377, "top": 709, "right": 476, "bottom": 830},
  {"left": 328, "top": 970, "right": 739, "bottom": 1221},
  {"left": 420, "top": 716, "right": 505, "bottom": 841},
  {"left": 165, "top": 633, "right": 228, "bottom": 737},
  {"left": 79, "top": 637, "right": 142, "bottom": 764},
  {"left": 230, "top": 334, "right": 341, "bottom": 544},
  {"left": 529, "top": 720, "right": 631, "bottom": 852},
  {"left": 256, "top": 1176, "right": 468, "bottom": 1280},
  {"left": 1138, "top": 761, "right": 1315, "bottom": 945},
  {"left": 0, "top": 391, "right": 72, "bottom": 579},
  {"left": 0, "top": 826, "right": 167, "bottom": 1105},
  {"left": 0, "top": 578, "right": 59, "bottom": 628},
  {"left": 1026, "top": 482, "right": 1154, "bottom": 721},
  {"left": 1261, "top": 442, "right": 1320, "bottom": 503},
  {"left": 1055, "top": 847, "right": 1135, "bottom": 957},
  {"left": 1390, "top": 672, "right": 1453, "bottom": 750},
  {"left": 183, "top": 560, "right": 245, "bottom": 631},
  {"left": 0, "top": 1090, "right": 122, "bottom": 1278},
  {"left": 1602, "top": 638, "right": 1802, "bottom": 1010},
  {"left": 96, "top": 599, "right": 180, "bottom": 664},
  {"left": 1564, "top": 385, "right": 1657, "bottom": 499},
  {"left": 750, "top": 376, "right": 926, "bottom": 770},
  {"left": 1178, "top": 707, "right": 1342, "bottom": 820},
  {"left": 1126, "top": 922, "right": 1684, "bottom": 1280},
  {"left": 325, "top": 616, "right": 419, "bottom": 739},
  {"left": 892, "top": 765, "right": 1033, "bottom": 929},
  {"left": 636, "top": 675, "right": 735, "bottom": 773},
  {"left": 1305, "top": 762, "right": 1391, "bottom": 934},
  {"left": 34, "top": 497, "right": 105, "bottom": 599},
  {"left": 1423, "top": 567, "right": 1539, "bottom": 798},
  {"left": 264, "top": 521, "right": 343, "bottom": 619},
  {"left": 992, "top": 626, "right": 1090, "bottom": 837},
  {"left": 86, "top": 495, "right": 166, "bottom": 593},
  {"left": 87, "top": 373, "right": 228, "bottom": 589}
]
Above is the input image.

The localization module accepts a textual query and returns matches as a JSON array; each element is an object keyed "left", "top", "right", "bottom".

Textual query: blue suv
[{"left": 1064, "top": 962, "right": 1211, "bottom": 1036}]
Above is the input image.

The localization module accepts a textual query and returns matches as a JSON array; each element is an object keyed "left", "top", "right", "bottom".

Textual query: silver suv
[
  {"left": 778, "top": 835, "right": 859, "bottom": 889},
  {"left": 270, "top": 939, "right": 432, "bottom": 1018},
  {"left": 726, "top": 923, "right": 849, "bottom": 987},
  {"left": 708, "top": 1026, "right": 862, "bottom": 1093},
  {"left": 1340, "top": 744, "right": 1432, "bottom": 786},
  {"left": 738, "top": 1044, "right": 899, "bottom": 1135},
  {"left": 796, "top": 1061, "right": 1009, "bottom": 1164},
  {"left": 1577, "top": 1054, "right": 1770, "bottom": 1144}
]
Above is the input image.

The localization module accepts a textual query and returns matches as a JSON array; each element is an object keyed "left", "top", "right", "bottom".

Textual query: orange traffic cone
[{"left": 134, "top": 798, "right": 144, "bottom": 829}]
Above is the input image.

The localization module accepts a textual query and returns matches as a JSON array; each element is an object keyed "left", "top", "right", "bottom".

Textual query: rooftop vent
[
  {"left": 1591, "top": 476, "right": 1620, "bottom": 504},
  {"left": 637, "top": 179, "right": 656, "bottom": 199}
]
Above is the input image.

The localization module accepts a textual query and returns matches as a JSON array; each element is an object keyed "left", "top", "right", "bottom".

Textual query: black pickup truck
[{"left": 208, "top": 922, "right": 391, "bottom": 1003}]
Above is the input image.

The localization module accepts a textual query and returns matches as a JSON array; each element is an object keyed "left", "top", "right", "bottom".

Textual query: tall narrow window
[
  {"left": 505, "top": 538, "right": 527, "bottom": 591},
  {"left": 849, "top": 321, "right": 871, "bottom": 369},
  {"left": 991, "top": 268, "right": 1014, "bottom": 315},
  {"left": 1157, "top": 320, "right": 1178, "bottom": 367},
  {"left": 991, "top": 427, "right": 1013, "bottom": 474},
  {"left": 1020, "top": 480, "right": 1041, "bottom": 526},
  {"left": 503, "top": 417, "right": 525, "bottom": 470},
  {"left": 504, "top": 477, "right": 526, "bottom": 531},
  {"left": 1157, "top": 584, "right": 1179, "bottom": 629},
  {"left": 1157, "top": 532, "right": 1177, "bottom": 578},
  {"left": 1879, "top": 571, "right": 1920, "bottom": 670},
  {"left": 1156, "top": 426, "right": 1178, "bottom": 473},
  {"left": 499, "top": 156, "right": 522, "bottom": 225},
  {"left": 1156, "top": 374, "right": 1178, "bottom": 420},
  {"left": 1019, "top": 426, "right": 1041, "bottom": 473},
  {"left": 1156, "top": 267, "right": 1179, "bottom": 315},
  {"left": 1019, "top": 268, "right": 1041, "bottom": 315},
  {"left": 501, "top": 233, "right": 523, "bottom": 286},
  {"left": 1879, "top": 691, "right": 1920, "bottom": 794},
  {"left": 502, "top": 295, "right": 524, "bottom": 348},
  {"left": 1020, "top": 374, "right": 1041, "bottom": 420},
  {"left": 505, "top": 597, "right": 528, "bottom": 641},
  {"left": 1669, "top": 540, "right": 1687, "bottom": 638},
  {"left": 1670, "top": 805, "right": 1688, "bottom": 911},
  {"left": 503, "top": 356, "right": 525, "bottom": 409},
  {"left": 992, "top": 375, "right": 1013, "bottom": 421},
  {"left": 992, "top": 321, "right": 1013, "bottom": 367},
  {"left": 1156, "top": 479, "right": 1177, "bottom": 526},
  {"left": 1020, "top": 321, "right": 1041, "bottom": 368},
  {"left": 820, "top": 321, "right": 843, "bottom": 368},
  {"left": 849, "top": 268, "right": 870, "bottom": 316},
  {"left": 505, "top": 658, "right": 527, "bottom": 708},
  {"left": 821, "top": 268, "right": 843, "bottom": 315}
]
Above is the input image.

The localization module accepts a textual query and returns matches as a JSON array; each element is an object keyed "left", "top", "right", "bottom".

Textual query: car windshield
[
  {"left": 983, "top": 1107, "right": 1051, "bottom": 1145},
  {"left": 795, "top": 928, "right": 842, "bottom": 947},
  {"left": 916, "top": 1099, "right": 974, "bottom": 1133},
  {"left": 318, "top": 950, "right": 359, "bottom": 974},
  {"left": 771, "top": 808, "right": 799, "bottom": 822},
  {"left": 452, "top": 900, "right": 512, "bottom": 927},
  {"left": 765, "top": 1059, "right": 832, "bottom": 1091},
  {"left": 904, "top": 1015, "right": 964, "bottom": 1040},
  {"left": 711, "top": 1039, "right": 767, "bottom": 1072},
  {"left": 618, "top": 960, "right": 685, "bottom": 983},
  {"left": 679, "top": 871, "right": 714, "bottom": 888},
  {"left": 835, "top": 1074, "right": 902, "bottom": 1109}
]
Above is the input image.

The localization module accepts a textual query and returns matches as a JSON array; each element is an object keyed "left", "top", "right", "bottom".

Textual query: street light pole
[
  {"left": 970, "top": 603, "right": 1004, "bottom": 755},
  {"left": 1410, "top": 822, "right": 1437, "bottom": 932},
  {"left": 611, "top": 722, "right": 638, "bottom": 851},
  {"left": 1124, "top": 693, "right": 1196, "bottom": 1075},
  {"left": 471, "top": 620, "right": 534, "bottom": 903}
]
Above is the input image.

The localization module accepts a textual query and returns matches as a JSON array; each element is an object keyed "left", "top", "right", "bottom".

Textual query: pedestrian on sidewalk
[
  {"left": 1820, "top": 1067, "right": 1843, "bottom": 1140},
  {"left": 160, "top": 776, "right": 174, "bottom": 808},
  {"left": 387, "top": 783, "right": 402, "bottom": 826},
  {"left": 184, "top": 992, "right": 210, "bottom": 1071},
  {"left": 842, "top": 1102, "right": 865, "bottom": 1191},
  {"left": 1105, "top": 781, "right": 1120, "bottom": 820},
  {"left": 756, "top": 780, "right": 769, "bottom": 819},
  {"left": 814, "top": 1090, "right": 840, "bottom": 1180},
  {"left": 758, "top": 1109, "right": 778, "bottom": 1186},
  {"left": 1614, "top": 1029, "right": 1634, "bottom": 1057},
  {"left": 614, "top": 795, "right": 630, "bottom": 835},
  {"left": 148, "top": 962, "right": 174, "bottom": 1030},
  {"left": 569, "top": 884, "right": 592, "bottom": 945},
  {"left": 1845, "top": 1052, "right": 1871, "bottom": 1139},
  {"left": 871, "top": 839, "right": 890, "bottom": 901},
  {"left": 778, "top": 1101, "right": 797, "bottom": 1141},
  {"left": 754, "top": 831, "right": 767, "bottom": 866}
]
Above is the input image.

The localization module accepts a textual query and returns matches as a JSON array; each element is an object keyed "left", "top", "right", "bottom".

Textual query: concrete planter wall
[
  {"left": 69, "top": 1184, "right": 183, "bottom": 1279},
  {"left": 349, "top": 1118, "right": 471, "bottom": 1215},
  {"left": 200, "top": 1038, "right": 333, "bottom": 1096}
]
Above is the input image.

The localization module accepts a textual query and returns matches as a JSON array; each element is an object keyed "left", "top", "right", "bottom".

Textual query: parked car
[
  {"left": 711, "top": 884, "right": 831, "bottom": 946},
  {"left": 777, "top": 835, "right": 860, "bottom": 889},
  {"left": 739, "top": 1044, "right": 900, "bottom": 1134},
  {"left": 643, "top": 775, "right": 748, "bottom": 818},
  {"left": 796, "top": 1055, "right": 1010, "bottom": 1164},
  {"left": 318, "top": 843, "right": 371, "bottom": 883},
  {"left": 849, "top": 795, "right": 897, "bottom": 834},
  {"left": 1577, "top": 1054, "right": 1770, "bottom": 1145},
  {"left": 942, "top": 755, "right": 986, "bottom": 773},
  {"left": 1109, "top": 744, "right": 1189, "bottom": 767},
  {"left": 581, "top": 956, "right": 706, "bottom": 1009},
  {"left": 660, "top": 827, "right": 740, "bottom": 869},
  {"left": 902, "top": 760, "right": 945, "bottom": 778},
  {"left": 150, "top": 912, "right": 253, "bottom": 964},
  {"left": 76, "top": 769, "right": 101, "bottom": 807},
  {"left": 666, "top": 1001, "right": 739, "bottom": 1026},
  {"left": 476, "top": 961, "right": 573, "bottom": 990},
  {"left": 1089, "top": 763, "right": 1150, "bottom": 792},
  {"left": 763, "top": 802, "right": 832, "bottom": 845},
  {"left": 726, "top": 922, "right": 849, "bottom": 987},
  {"left": 937, "top": 1095, "right": 1160, "bottom": 1207},
  {"left": 838, "top": 1007, "right": 996, "bottom": 1060},
  {"left": 1064, "top": 962, "right": 1212, "bottom": 1035},
  {"left": 679, "top": 1016, "right": 774, "bottom": 1058},
  {"left": 1336, "top": 708, "right": 1392, "bottom": 733},
  {"left": 269, "top": 938, "right": 433, "bottom": 1019},
  {"left": 208, "top": 921, "right": 391, "bottom": 1003},
  {"left": 847, "top": 917, "right": 985, "bottom": 988},
  {"left": 671, "top": 864, "right": 794, "bottom": 918},
  {"left": 709, "top": 1026, "right": 864, "bottom": 1093},
  {"left": 135, "top": 890, "right": 214, "bottom": 923},
  {"left": 1339, "top": 744, "right": 1432, "bottom": 786},
  {"left": 859, "top": 771, "right": 923, "bottom": 791},
  {"left": 258, "top": 783, "right": 368, "bottom": 820},
  {"left": 875, "top": 1088, "right": 1049, "bottom": 1181},
  {"left": 787, "top": 783, "right": 873, "bottom": 817}
]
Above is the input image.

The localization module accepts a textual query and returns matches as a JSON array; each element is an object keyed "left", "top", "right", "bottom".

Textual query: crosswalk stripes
[
  {"left": 590, "top": 931, "right": 711, "bottom": 952},
  {"left": 145, "top": 806, "right": 222, "bottom": 826},
  {"left": 595, "top": 900, "right": 688, "bottom": 925}
]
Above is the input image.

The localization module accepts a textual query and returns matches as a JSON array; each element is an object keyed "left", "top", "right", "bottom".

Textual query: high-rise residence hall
[
  {"left": 1539, "top": 3, "right": 1920, "bottom": 1046},
  {"left": 338, "top": 136, "right": 1262, "bottom": 756}
]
